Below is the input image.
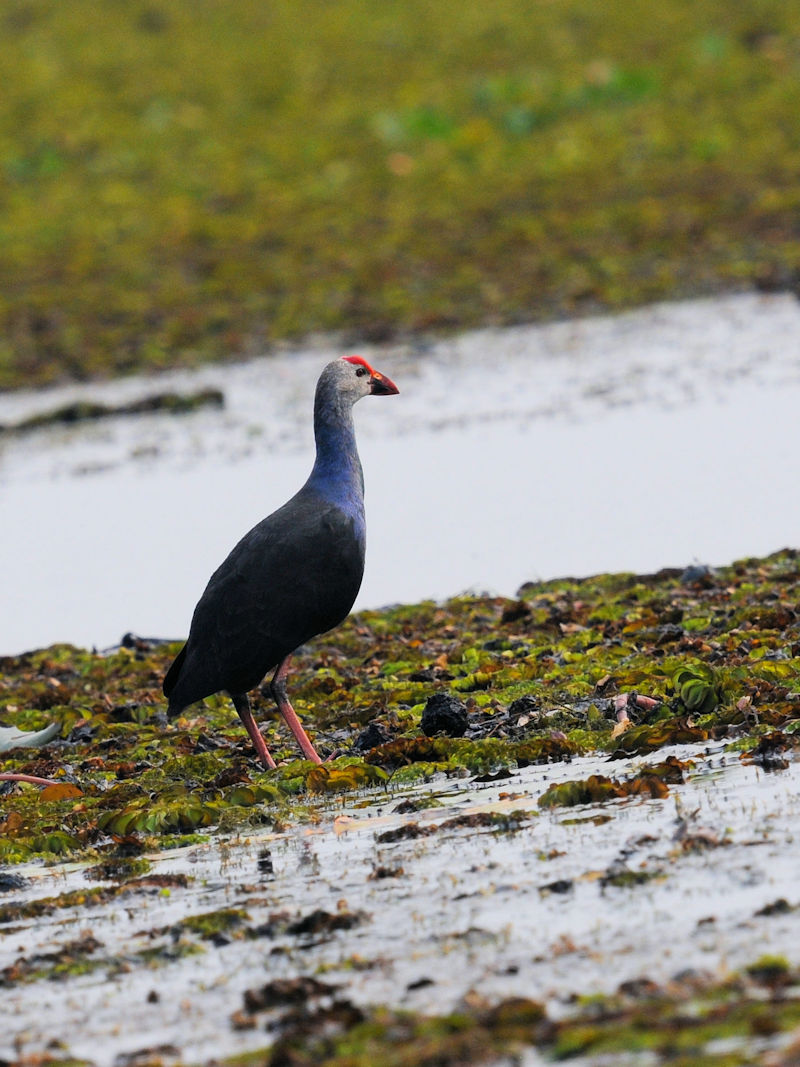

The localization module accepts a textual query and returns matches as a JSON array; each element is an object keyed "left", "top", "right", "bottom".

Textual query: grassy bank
[
  {"left": 1, "top": 548, "right": 798, "bottom": 865},
  {"left": 1, "top": 0, "right": 799, "bottom": 389}
]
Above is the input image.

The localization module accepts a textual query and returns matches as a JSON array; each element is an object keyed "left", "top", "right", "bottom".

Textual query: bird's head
[
  {"left": 337, "top": 354, "right": 399, "bottom": 399},
  {"left": 315, "top": 356, "right": 398, "bottom": 425}
]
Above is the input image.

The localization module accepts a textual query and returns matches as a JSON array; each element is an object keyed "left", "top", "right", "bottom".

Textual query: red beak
[{"left": 370, "top": 370, "right": 399, "bottom": 396}]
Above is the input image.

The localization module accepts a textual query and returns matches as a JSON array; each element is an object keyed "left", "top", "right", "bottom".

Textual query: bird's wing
[{"left": 179, "top": 489, "right": 364, "bottom": 698}]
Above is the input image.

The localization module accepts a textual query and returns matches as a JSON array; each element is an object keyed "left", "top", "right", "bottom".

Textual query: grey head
[{"left": 317, "top": 354, "right": 399, "bottom": 407}]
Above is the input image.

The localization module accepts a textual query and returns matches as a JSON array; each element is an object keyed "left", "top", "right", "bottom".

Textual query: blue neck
[{"left": 305, "top": 380, "right": 366, "bottom": 538}]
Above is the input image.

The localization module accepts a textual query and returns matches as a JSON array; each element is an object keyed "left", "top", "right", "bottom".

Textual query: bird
[{"left": 163, "top": 355, "right": 399, "bottom": 769}]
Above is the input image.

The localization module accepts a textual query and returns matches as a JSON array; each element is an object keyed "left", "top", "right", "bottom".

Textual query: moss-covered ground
[
  {"left": 3, "top": 547, "right": 800, "bottom": 1064},
  {"left": 2, "top": 547, "right": 799, "bottom": 866},
  {"left": 2, "top": 0, "right": 800, "bottom": 389}
]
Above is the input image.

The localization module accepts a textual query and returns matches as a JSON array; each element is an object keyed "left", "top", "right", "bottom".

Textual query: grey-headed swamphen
[{"left": 163, "top": 355, "right": 399, "bottom": 768}]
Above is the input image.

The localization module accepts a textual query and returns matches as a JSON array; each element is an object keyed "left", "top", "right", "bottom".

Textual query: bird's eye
[{"left": 355, "top": 366, "right": 368, "bottom": 377}]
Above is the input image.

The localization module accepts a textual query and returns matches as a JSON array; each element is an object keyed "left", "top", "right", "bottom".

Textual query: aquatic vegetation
[
  {"left": 0, "top": 389, "right": 224, "bottom": 434},
  {"left": 2, "top": 932, "right": 106, "bottom": 987},
  {"left": 1, "top": 549, "right": 799, "bottom": 865},
  {"left": 306, "top": 762, "right": 388, "bottom": 794},
  {"left": 223, "top": 961, "right": 800, "bottom": 1066},
  {"left": 0, "top": 875, "right": 189, "bottom": 925},
  {"left": 375, "top": 809, "right": 532, "bottom": 844},
  {"left": 2, "top": 1, "right": 800, "bottom": 388},
  {"left": 672, "top": 664, "right": 719, "bottom": 715},
  {"left": 538, "top": 771, "right": 670, "bottom": 809},
  {"left": 175, "top": 907, "right": 250, "bottom": 942}
]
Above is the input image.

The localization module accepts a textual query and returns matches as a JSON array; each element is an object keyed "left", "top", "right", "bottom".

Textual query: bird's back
[{"left": 164, "top": 484, "right": 365, "bottom": 711}]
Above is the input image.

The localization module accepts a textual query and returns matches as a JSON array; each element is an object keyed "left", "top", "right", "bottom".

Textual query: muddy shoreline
[{"left": 2, "top": 549, "right": 800, "bottom": 1064}]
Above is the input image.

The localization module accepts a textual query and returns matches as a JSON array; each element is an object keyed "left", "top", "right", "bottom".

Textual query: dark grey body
[
  {"left": 161, "top": 355, "right": 397, "bottom": 768},
  {"left": 163, "top": 485, "right": 364, "bottom": 712}
]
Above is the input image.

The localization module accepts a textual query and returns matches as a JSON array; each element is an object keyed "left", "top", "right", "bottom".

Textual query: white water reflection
[{"left": 1, "top": 291, "right": 799, "bottom": 655}]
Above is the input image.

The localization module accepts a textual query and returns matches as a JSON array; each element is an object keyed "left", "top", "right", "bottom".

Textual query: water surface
[
  {"left": 1, "top": 291, "right": 799, "bottom": 654},
  {"left": 4, "top": 743, "right": 800, "bottom": 1065}
]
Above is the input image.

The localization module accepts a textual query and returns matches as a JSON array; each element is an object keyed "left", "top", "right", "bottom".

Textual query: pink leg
[
  {"left": 271, "top": 656, "right": 322, "bottom": 764},
  {"left": 231, "top": 692, "right": 277, "bottom": 770},
  {"left": 0, "top": 773, "right": 58, "bottom": 786}
]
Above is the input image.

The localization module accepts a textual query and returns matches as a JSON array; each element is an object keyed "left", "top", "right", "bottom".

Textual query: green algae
[
  {"left": 159, "top": 833, "right": 211, "bottom": 850},
  {"left": 306, "top": 761, "right": 388, "bottom": 794},
  {"left": 84, "top": 856, "right": 151, "bottom": 882},
  {"left": 0, "top": 875, "right": 190, "bottom": 925},
  {"left": 2, "top": 933, "right": 107, "bottom": 987},
  {"left": 745, "top": 954, "right": 791, "bottom": 986},
  {"left": 376, "top": 809, "right": 533, "bottom": 845},
  {"left": 222, "top": 960, "right": 800, "bottom": 1067},
  {"left": 176, "top": 907, "right": 250, "bottom": 941},
  {"left": 538, "top": 770, "right": 671, "bottom": 810},
  {"left": 1, "top": 549, "right": 799, "bottom": 865},
  {"left": 231, "top": 999, "right": 552, "bottom": 1067},
  {"left": 600, "top": 867, "right": 664, "bottom": 890}
]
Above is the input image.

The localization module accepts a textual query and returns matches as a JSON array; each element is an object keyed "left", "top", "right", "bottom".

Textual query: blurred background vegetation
[{"left": 1, "top": 0, "right": 799, "bottom": 388}]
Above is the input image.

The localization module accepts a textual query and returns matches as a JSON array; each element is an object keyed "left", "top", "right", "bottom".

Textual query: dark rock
[
  {"left": 655, "top": 623, "right": 684, "bottom": 645},
  {"left": 408, "top": 667, "right": 436, "bottom": 681},
  {"left": 755, "top": 898, "right": 793, "bottom": 917},
  {"left": 108, "top": 703, "right": 145, "bottom": 723},
  {"left": 286, "top": 909, "right": 364, "bottom": 937},
  {"left": 112, "top": 1045, "right": 180, "bottom": 1067},
  {"left": 193, "top": 732, "right": 228, "bottom": 752},
  {"left": 482, "top": 638, "right": 508, "bottom": 651},
  {"left": 120, "top": 633, "right": 160, "bottom": 651},
  {"left": 670, "top": 967, "right": 715, "bottom": 991},
  {"left": 618, "top": 977, "right": 661, "bottom": 999},
  {"left": 368, "top": 864, "right": 404, "bottom": 880},
  {"left": 680, "top": 564, "right": 714, "bottom": 587},
  {"left": 473, "top": 768, "right": 513, "bottom": 782},
  {"left": 376, "top": 822, "right": 436, "bottom": 844},
  {"left": 508, "top": 695, "right": 541, "bottom": 719},
  {"left": 500, "top": 600, "right": 532, "bottom": 624},
  {"left": 420, "top": 693, "right": 468, "bottom": 737},
  {"left": 632, "top": 567, "right": 684, "bottom": 586},
  {"left": 268, "top": 999, "right": 365, "bottom": 1060},
  {"left": 538, "top": 879, "right": 574, "bottom": 895},
  {"left": 353, "top": 720, "right": 394, "bottom": 751},
  {"left": 67, "top": 722, "right": 95, "bottom": 744},
  {"left": 0, "top": 872, "right": 28, "bottom": 893},
  {"left": 243, "top": 976, "right": 339, "bottom": 1013}
]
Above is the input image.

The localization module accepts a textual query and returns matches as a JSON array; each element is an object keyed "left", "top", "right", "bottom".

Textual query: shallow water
[
  {"left": 1, "top": 290, "right": 799, "bottom": 655},
  {"left": 4, "top": 743, "right": 800, "bottom": 1065}
]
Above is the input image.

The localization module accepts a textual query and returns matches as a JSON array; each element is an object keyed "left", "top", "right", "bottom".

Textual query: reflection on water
[{"left": 1, "top": 291, "right": 799, "bottom": 654}]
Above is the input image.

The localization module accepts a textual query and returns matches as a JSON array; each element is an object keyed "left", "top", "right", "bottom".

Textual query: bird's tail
[{"left": 162, "top": 644, "right": 187, "bottom": 711}]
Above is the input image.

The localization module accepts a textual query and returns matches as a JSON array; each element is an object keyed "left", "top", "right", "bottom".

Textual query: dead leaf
[
  {"left": 0, "top": 811, "right": 25, "bottom": 835},
  {"left": 40, "top": 783, "right": 83, "bottom": 802}
]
